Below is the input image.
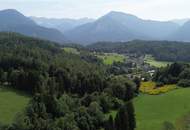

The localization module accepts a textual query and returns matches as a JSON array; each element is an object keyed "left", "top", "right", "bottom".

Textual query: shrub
[
  {"left": 156, "top": 82, "right": 164, "bottom": 87},
  {"left": 140, "top": 81, "right": 177, "bottom": 95},
  {"left": 177, "top": 79, "right": 190, "bottom": 88},
  {"left": 112, "top": 98, "right": 124, "bottom": 109},
  {"left": 162, "top": 121, "right": 175, "bottom": 130}
]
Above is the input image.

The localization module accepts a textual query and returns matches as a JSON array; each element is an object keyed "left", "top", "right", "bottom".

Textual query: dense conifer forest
[
  {"left": 88, "top": 40, "right": 190, "bottom": 62},
  {"left": 0, "top": 33, "right": 137, "bottom": 130}
]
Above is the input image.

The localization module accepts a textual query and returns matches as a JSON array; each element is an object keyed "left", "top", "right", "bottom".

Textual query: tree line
[
  {"left": 88, "top": 40, "right": 190, "bottom": 62},
  {"left": 153, "top": 63, "right": 190, "bottom": 87}
]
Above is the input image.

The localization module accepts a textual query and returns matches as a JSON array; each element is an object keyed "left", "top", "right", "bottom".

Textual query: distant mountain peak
[
  {"left": 1, "top": 9, "right": 19, "bottom": 13},
  {"left": 108, "top": 11, "right": 133, "bottom": 15},
  {"left": 0, "top": 9, "right": 67, "bottom": 43},
  {"left": 0, "top": 9, "right": 36, "bottom": 26},
  {"left": 65, "top": 11, "right": 180, "bottom": 44},
  {"left": 0, "top": 9, "right": 24, "bottom": 16},
  {"left": 107, "top": 11, "right": 124, "bottom": 15},
  {"left": 105, "top": 11, "right": 140, "bottom": 19}
]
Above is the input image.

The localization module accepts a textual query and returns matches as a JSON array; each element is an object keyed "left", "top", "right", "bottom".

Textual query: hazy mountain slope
[
  {"left": 65, "top": 12, "right": 149, "bottom": 45},
  {"left": 31, "top": 17, "right": 94, "bottom": 32},
  {"left": 169, "top": 20, "right": 190, "bottom": 41},
  {"left": 65, "top": 11, "right": 179, "bottom": 44},
  {"left": 0, "top": 9, "right": 35, "bottom": 25},
  {"left": 0, "top": 9, "right": 66, "bottom": 43},
  {"left": 171, "top": 18, "right": 190, "bottom": 26},
  {"left": 105, "top": 11, "right": 179, "bottom": 39}
]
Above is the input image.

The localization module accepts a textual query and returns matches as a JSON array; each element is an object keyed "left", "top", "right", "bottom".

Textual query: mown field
[
  {"left": 106, "top": 88, "right": 190, "bottom": 130},
  {"left": 0, "top": 86, "right": 30, "bottom": 124},
  {"left": 144, "top": 55, "right": 172, "bottom": 68},
  {"left": 63, "top": 47, "right": 80, "bottom": 54},
  {"left": 97, "top": 53, "right": 126, "bottom": 65},
  {"left": 134, "top": 88, "right": 190, "bottom": 130}
]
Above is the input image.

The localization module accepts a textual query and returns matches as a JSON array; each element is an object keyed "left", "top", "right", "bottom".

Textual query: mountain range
[
  {"left": 0, "top": 9, "right": 67, "bottom": 43},
  {"left": 64, "top": 11, "right": 182, "bottom": 44},
  {"left": 0, "top": 9, "right": 190, "bottom": 45},
  {"left": 169, "top": 21, "right": 190, "bottom": 42},
  {"left": 31, "top": 17, "right": 94, "bottom": 33}
]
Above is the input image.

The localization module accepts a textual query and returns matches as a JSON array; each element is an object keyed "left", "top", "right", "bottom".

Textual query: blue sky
[{"left": 0, "top": 0, "right": 190, "bottom": 20}]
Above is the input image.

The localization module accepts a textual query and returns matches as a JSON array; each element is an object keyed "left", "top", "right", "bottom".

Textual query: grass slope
[
  {"left": 97, "top": 53, "right": 125, "bottom": 65},
  {"left": 63, "top": 47, "right": 80, "bottom": 54},
  {"left": 144, "top": 55, "right": 172, "bottom": 68},
  {"left": 134, "top": 88, "right": 190, "bottom": 130},
  {"left": 0, "top": 87, "right": 30, "bottom": 124}
]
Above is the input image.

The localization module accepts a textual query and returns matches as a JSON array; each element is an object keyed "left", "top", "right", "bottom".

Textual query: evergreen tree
[
  {"left": 125, "top": 83, "right": 134, "bottom": 101},
  {"left": 105, "top": 115, "right": 115, "bottom": 130},
  {"left": 115, "top": 102, "right": 136, "bottom": 130},
  {"left": 126, "top": 101, "right": 136, "bottom": 130},
  {"left": 133, "top": 77, "right": 141, "bottom": 94},
  {"left": 115, "top": 105, "right": 130, "bottom": 130}
]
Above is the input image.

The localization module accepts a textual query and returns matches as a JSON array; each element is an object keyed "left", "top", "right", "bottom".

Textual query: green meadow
[
  {"left": 63, "top": 47, "right": 80, "bottom": 54},
  {"left": 144, "top": 55, "right": 172, "bottom": 68},
  {"left": 106, "top": 88, "right": 190, "bottom": 130},
  {"left": 97, "top": 53, "right": 126, "bottom": 65},
  {"left": 135, "top": 88, "right": 190, "bottom": 130},
  {"left": 0, "top": 87, "right": 30, "bottom": 124}
]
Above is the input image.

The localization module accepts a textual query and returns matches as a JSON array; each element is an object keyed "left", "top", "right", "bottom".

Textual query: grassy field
[
  {"left": 97, "top": 53, "right": 126, "bottom": 65},
  {"left": 0, "top": 86, "right": 30, "bottom": 124},
  {"left": 134, "top": 88, "right": 190, "bottom": 130},
  {"left": 63, "top": 47, "right": 80, "bottom": 54},
  {"left": 106, "top": 88, "right": 190, "bottom": 130},
  {"left": 144, "top": 55, "right": 172, "bottom": 68}
]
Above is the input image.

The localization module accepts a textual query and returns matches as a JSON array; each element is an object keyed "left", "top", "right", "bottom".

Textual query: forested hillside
[
  {"left": 0, "top": 32, "right": 137, "bottom": 130},
  {"left": 88, "top": 40, "right": 190, "bottom": 62}
]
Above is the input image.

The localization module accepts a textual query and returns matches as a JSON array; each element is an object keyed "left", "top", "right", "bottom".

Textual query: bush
[
  {"left": 98, "top": 93, "right": 113, "bottom": 113},
  {"left": 162, "top": 121, "right": 175, "bottom": 130},
  {"left": 156, "top": 82, "right": 164, "bottom": 87},
  {"left": 175, "top": 113, "right": 190, "bottom": 130},
  {"left": 177, "top": 79, "right": 190, "bottom": 87},
  {"left": 140, "top": 82, "right": 177, "bottom": 95},
  {"left": 112, "top": 98, "right": 124, "bottom": 109}
]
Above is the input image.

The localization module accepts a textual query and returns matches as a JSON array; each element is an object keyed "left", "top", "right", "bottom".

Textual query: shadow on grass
[{"left": 0, "top": 85, "right": 31, "bottom": 98}]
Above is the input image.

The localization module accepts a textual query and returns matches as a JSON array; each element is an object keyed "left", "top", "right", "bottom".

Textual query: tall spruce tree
[
  {"left": 125, "top": 83, "right": 134, "bottom": 101},
  {"left": 133, "top": 77, "right": 141, "bottom": 94},
  {"left": 126, "top": 101, "right": 136, "bottom": 130},
  {"left": 115, "top": 102, "right": 136, "bottom": 130},
  {"left": 105, "top": 115, "right": 115, "bottom": 130},
  {"left": 115, "top": 105, "right": 130, "bottom": 130}
]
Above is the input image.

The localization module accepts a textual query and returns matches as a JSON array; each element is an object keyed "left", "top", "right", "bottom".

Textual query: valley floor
[{"left": 144, "top": 55, "right": 172, "bottom": 68}]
